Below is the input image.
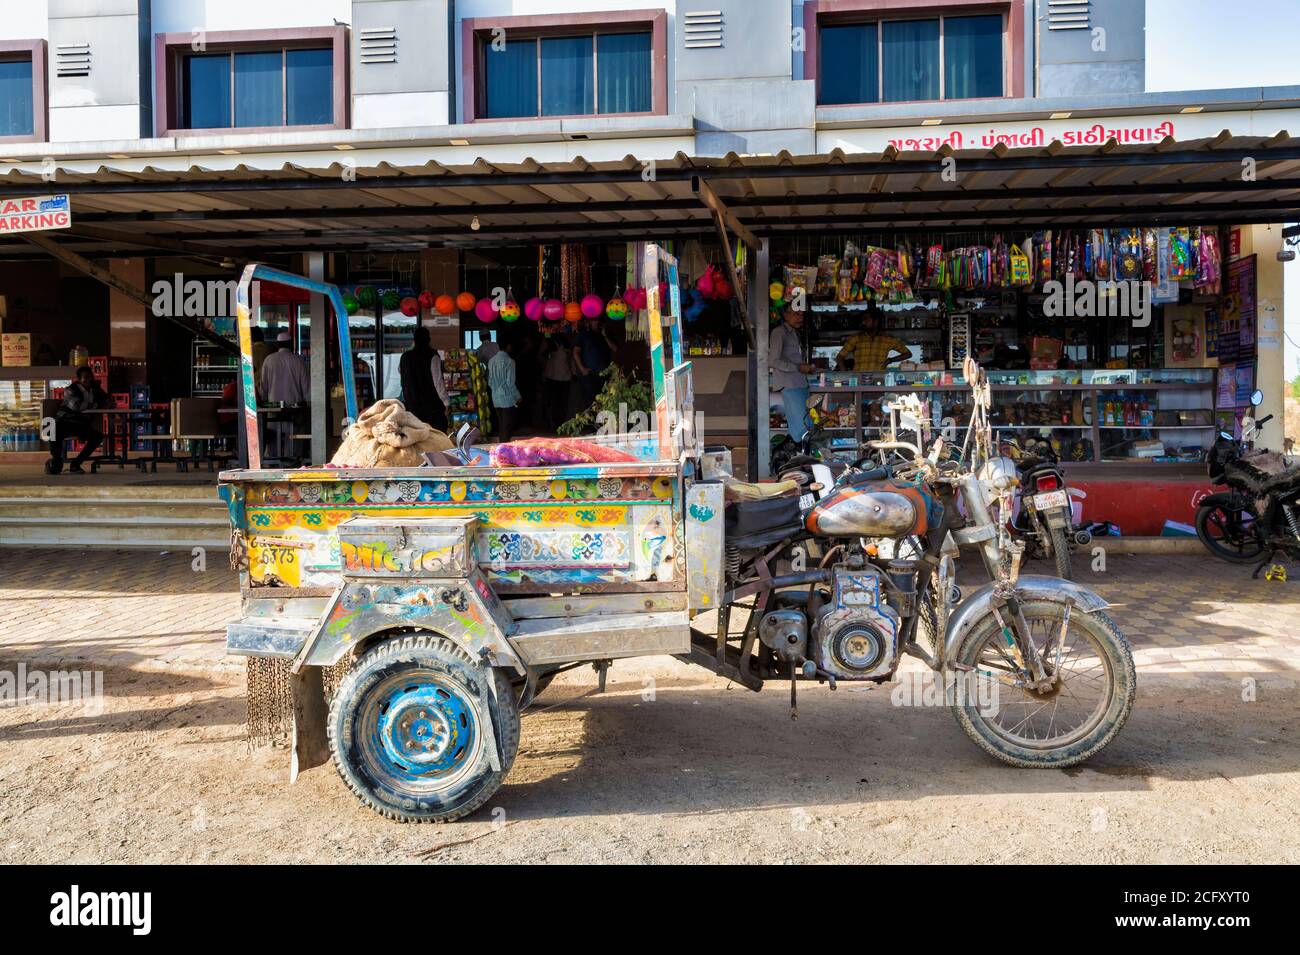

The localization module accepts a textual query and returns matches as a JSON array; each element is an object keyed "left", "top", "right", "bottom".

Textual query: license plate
[
  {"left": 798, "top": 493, "right": 816, "bottom": 511},
  {"left": 1031, "top": 490, "right": 1069, "bottom": 511}
]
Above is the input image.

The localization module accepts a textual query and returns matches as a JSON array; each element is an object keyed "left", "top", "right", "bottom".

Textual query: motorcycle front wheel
[{"left": 951, "top": 599, "right": 1135, "bottom": 768}]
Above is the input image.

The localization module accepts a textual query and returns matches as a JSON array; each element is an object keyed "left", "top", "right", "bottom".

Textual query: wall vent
[
  {"left": 359, "top": 27, "right": 397, "bottom": 64},
  {"left": 683, "top": 11, "right": 724, "bottom": 49},
  {"left": 1047, "top": 0, "right": 1090, "bottom": 31},
  {"left": 55, "top": 43, "right": 91, "bottom": 77}
]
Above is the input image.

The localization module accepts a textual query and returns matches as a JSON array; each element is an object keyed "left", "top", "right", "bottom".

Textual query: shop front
[{"left": 761, "top": 222, "right": 1280, "bottom": 535}]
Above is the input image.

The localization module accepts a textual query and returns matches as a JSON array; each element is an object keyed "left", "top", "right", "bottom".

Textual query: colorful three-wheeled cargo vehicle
[{"left": 220, "top": 246, "right": 1134, "bottom": 822}]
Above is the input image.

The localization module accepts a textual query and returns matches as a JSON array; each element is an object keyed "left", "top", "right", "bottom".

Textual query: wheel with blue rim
[{"left": 328, "top": 632, "right": 519, "bottom": 822}]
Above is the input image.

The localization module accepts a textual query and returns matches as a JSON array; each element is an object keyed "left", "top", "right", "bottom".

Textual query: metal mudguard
[
  {"left": 942, "top": 574, "right": 1110, "bottom": 667},
  {"left": 292, "top": 568, "right": 524, "bottom": 674}
]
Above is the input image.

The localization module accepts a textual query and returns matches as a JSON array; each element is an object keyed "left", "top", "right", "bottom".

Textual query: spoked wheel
[
  {"left": 1196, "top": 502, "right": 1265, "bottom": 563},
  {"left": 952, "top": 599, "right": 1135, "bottom": 768},
  {"left": 328, "top": 633, "right": 519, "bottom": 822}
]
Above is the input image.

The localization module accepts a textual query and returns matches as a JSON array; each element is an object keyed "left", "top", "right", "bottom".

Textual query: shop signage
[
  {"left": 1, "top": 332, "right": 30, "bottom": 366},
  {"left": 0, "top": 194, "right": 71, "bottom": 234},
  {"left": 818, "top": 108, "right": 1300, "bottom": 155}
]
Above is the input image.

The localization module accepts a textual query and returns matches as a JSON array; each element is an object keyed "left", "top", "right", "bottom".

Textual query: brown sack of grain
[{"left": 329, "top": 398, "right": 453, "bottom": 468}]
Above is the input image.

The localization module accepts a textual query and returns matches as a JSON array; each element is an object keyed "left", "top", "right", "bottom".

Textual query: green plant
[{"left": 557, "top": 366, "right": 654, "bottom": 436}]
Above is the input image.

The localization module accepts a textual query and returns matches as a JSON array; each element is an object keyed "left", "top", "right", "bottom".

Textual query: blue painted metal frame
[{"left": 235, "top": 263, "right": 358, "bottom": 469}]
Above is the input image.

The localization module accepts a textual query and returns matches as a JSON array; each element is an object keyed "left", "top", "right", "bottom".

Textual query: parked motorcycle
[
  {"left": 998, "top": 435, "right": 1089, "bottom": 580},
  {"left": 723, "top": 361, "right": 1135, "bottom": 767},
  {"left": 1195, "top": 390, "right": 1300, "bottom": 575}
]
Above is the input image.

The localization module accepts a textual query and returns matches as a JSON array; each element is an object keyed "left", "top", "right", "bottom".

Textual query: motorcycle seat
[{"left": 725, "top": 494, "right": 803, "bottom": 550}]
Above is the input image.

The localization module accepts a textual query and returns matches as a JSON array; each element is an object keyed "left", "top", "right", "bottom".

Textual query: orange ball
[
  {"left": 564, "top": 301, "right": 582, "bottom": 323},
  {"left": 434, "top": 294, "right": 455, "bottom": 316},
  {"left": 455, "top": 292, "right": 477, "bottom": 313}
]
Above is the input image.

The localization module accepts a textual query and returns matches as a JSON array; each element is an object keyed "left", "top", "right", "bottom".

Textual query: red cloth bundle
[{"left": 489, "top": 437, "right": 639, "bottom": 467}]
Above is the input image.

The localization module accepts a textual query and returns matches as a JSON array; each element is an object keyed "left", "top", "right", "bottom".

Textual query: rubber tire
[
  {"left": 328, "top": 633, "right": 520, "bottom": 823},
  {"left": 1195, "top": 501, "right": 1265, "bottom": 564},
  {"left": 1046, "top": 523, "right": 1073, "bottom": 580},
  {"left": 951, "top": 599, "right": 1136, "bottom": 769}
]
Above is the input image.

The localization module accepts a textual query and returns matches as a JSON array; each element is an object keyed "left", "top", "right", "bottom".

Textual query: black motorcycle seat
[{"left": 725, "top": 494, "right": 803, "bottom": 550}]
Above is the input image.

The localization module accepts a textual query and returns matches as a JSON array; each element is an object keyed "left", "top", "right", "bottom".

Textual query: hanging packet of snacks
[
  {"left": 815, "top": 255, "right": 839, "bottom": 297},
  {"left": 1114, "top": 229, "right": 1143, "bottom": 281},
  {"left": 1089, "top": 230, "right": 1111, "bottom": 281},
  {"left": 1141, "top": 228, "right": 1159, "bottom": 282},
  {"left": 1196, "top": 227, "right": 1222, "bottom": 291},
  {"left": 926, "top": 245, "right": 945, "bottom": 285},
  {"left": 1152, "top": 229, "right": 1180, "bottom": 304},
  {"left": 1033, "top": 231, "right": 1053, "bottom": 285},
  {"left": 1168, "top": 227, "right": 1194, "bottom": 279}
]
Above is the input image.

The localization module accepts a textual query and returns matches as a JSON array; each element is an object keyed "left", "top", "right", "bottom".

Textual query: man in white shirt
[
  {"left": 487, "top": 340, "right": 521, "bottom": 442},
  {"left": 769, "top": 307, "right": 812, "bottom": 440},
  {"left": 259, "top": 331, "right": 310, "bottom": 462}
]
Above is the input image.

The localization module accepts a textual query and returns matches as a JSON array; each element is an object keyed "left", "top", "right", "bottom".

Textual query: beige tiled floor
[{"left": 0, "top": 548, "right": 1296, "bottom": 676}]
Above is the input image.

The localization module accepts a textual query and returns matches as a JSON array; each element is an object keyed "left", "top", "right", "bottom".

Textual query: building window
[
  {"left": 818, "top": 13, "right": 1003, "bottom": 105},
  {"left": 0, "top": 56, "right": 34, "bottom": 137},
  {"left": 481, "top": 31, "right": 653, "bottom": 119},
  {"left": 179, "top": 46, "right": 334, "bottom": 130}
]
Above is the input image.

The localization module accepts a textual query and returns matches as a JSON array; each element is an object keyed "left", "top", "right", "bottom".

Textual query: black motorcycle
[
  {"left": 1000, "top": 436, "right": 1088, "bottom": 580},
  {"left": 1195, "top": 390, "right": 1300, "bottom": 575}
]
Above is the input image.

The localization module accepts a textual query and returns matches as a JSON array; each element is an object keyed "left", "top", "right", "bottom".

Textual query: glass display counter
[{"left": 791, "top": 368, "right": 1216, "bottom": 465}]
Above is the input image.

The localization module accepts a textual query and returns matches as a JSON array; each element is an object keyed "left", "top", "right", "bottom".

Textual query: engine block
[{"left": 813, "top": 565, "right": 900, "bottom": 681}]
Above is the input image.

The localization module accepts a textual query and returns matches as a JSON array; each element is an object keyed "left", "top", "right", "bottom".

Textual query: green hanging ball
[
  {"left": 380, "top": 290, "right": 401, "bottom": 311},
  {"left": 355, "top": 285, "right": 378, "bottom": 308},
  {"left": 341, "top": 292, "right": 359, "bottom": 315}
]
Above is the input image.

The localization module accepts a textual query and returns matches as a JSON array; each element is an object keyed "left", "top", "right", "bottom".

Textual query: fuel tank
[{"left": 805, "top": 480, "right": 928, "bottom": 538}]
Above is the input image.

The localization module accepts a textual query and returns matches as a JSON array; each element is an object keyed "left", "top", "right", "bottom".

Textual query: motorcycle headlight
[{"left": 978, "top": 457, "right": 1020, "bottom": 496}]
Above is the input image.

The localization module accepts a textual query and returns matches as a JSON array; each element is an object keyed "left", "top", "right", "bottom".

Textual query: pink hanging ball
[
  {"left": 475, "top": 298, "right": 498, "bottom": 323},
  {"left": 543, "top": 298, "right": 565, "bottom": 321},
  {"left": 523, "top": 297, "right": 544, "bottom": 321},
  {"left": 580, "top": 293, "right": 604, "bottom": 319}
]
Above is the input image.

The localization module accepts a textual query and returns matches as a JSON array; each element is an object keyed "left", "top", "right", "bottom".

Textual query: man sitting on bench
[{"left": 48, "top": 366, "right": 106, "bottom": 474}]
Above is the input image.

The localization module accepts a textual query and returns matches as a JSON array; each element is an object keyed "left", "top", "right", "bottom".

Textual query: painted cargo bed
[{"left": 219, "top": 462, "right": 686, "bottom": 596}]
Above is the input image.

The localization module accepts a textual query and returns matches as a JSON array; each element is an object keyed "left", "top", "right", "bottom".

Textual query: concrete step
[
  {"left": 0, "top": 501, "right": 225, "bottom": 521},
  {"left": 0, "top": 481, "right": 230, "bottom": 549}
]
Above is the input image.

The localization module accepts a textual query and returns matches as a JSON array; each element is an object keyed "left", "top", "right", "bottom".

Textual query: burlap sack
[{"left": 329, "top": 398, "right": 453, "bottom": 468}]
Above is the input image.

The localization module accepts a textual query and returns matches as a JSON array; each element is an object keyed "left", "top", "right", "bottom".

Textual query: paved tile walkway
[{"left": 0, "top": 547, "right": 1297, "bottom": 676}]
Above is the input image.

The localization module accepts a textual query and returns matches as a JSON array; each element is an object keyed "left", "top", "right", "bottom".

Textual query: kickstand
[
  {"left": 789, "top": 662, "right": 798, "bottom": 721},
  {"left": 1252, "top": 549, "right": 1277, "bottom": 579},
  {"left": 593, "top": 659, "right": 610, "bottom": 693}
]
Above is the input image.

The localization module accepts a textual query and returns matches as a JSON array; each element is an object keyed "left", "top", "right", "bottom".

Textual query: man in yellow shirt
[{"left": 836, "top": 310, "right": 909, "bottom": 371}]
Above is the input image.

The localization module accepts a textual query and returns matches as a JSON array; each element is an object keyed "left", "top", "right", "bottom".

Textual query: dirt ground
[{"left": 3, "top": 656, "right": 1298, "bottom": 864}]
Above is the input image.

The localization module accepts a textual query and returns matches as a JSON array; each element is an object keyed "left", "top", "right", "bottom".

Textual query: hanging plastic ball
[
  {"left": 499, "top": 298, "right": 521, "bottom": 322},
  {"left": 434, "top": 294, "right": 455, "bottom": 316},
  {"left": 564, "top": 301, "right": 583, "bottom": 323},
  {"left": 381, "top": 290, "right": 401, "bottom": 311},
  {"left": 475, "top": 298, "right": 498, "bottom": 323},
  {"left": 580, "top": 293, "right": 604, "bottom": 319},
  {"left": 356, "top": 285, "right": 378, "bottom": 308},
  {"left": 543, "top": 298, "right": 565, "bottom": 321},
  {"left": 456, "top": 291, "right": 477, "bottom": 312},
  {"left": 769, "top": 282, "right": 784, "bottom": 302},
  {"left": 714, "top": 277, "right": 734, "bottom": 301},
  {"left": 399, "top": 296, "right": 420, "bottom": 317},
  {"left": 417, "top": 290, "right": 437, "bottom": 310},
  {"left": 605, "top": 295, "right": 628, "bottom": 321},
  {"left": 696, "top": 269, "right": 716, "bottom": 298},
  {"left": 341, "top": 292, "right": 359, "bottom": 315},
  {"left": 523, "top": 297, "right": 543, "bottom": 321}
]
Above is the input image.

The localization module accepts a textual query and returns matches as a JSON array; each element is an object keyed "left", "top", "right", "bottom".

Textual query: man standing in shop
[
  {"left": 769, "top": 305, "right": 813, "bottom": 441},
  {"left": 573, "top": 316, "right": 613, "bottom": 409},
  {"left": 47, "top": 365, "right": 106, "bottom": 474},
  {"left": 260, "top": 330, "right": 311, "bottom": 462},
  {"left": 836, "top": 306, "right": 910, "bottom": 371},
  {"left": 488, "top": 339, "right": 521, "bottom": 443},
  {"left": 398, "top": 325, "right": 447, "bottom": 431}
]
